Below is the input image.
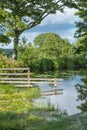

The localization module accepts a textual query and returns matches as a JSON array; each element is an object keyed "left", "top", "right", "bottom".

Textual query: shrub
[{"left": 0, "top": 54, "right": 22, "bottom": 68}]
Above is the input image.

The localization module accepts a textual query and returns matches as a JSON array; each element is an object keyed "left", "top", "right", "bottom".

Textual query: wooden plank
[
  {"left": 30, "top": 78, "right": 55, "bottom": 81},
  {"left": 0, "top": 68, "right": 30, "bottom": 70},
  {"left": 0, "top": 78, "right": 28, "bottom": 80},
  {"left": 0, "top": 78, "right": 63, "bottom": 81},
  {"left": 43, "top": 92, "right": 63, "bottom": 96},
  {"left": 0, "top": 81, "right": 29, "bottom": 84},
  {"left": 30, "top": 81, "right": 56, "bottom": 84},
  {"left": 41, "top": 89, "right": 63, "bottom": 93},
  {"left": 30, "top": 81, "right": 62, "bottom": 84},
  {"left": 0, "top": 73, "right": 28, "bottom": 75},
  {"left": 30, "top": 78, "right": 63, "bottom": 81},
  {"left": 15, "top": 85, "right": 33, "bottom": 87}
]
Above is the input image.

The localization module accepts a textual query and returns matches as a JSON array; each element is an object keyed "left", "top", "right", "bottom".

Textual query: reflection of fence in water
[
  {"left": 31, "top": 78, "right": 63, "bottom": 96},
  {"left": 0, "top": 68, "right": 63, "bottom": 95}
]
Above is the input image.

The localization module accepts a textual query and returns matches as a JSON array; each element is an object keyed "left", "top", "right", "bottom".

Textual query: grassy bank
[{"left": 0, "top": 84, "right": 87, "bottom": 130}]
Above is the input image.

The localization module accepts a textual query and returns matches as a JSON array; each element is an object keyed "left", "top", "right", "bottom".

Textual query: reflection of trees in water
[{"left": 75, "top": 77, "right": 87, "bottom": 111}]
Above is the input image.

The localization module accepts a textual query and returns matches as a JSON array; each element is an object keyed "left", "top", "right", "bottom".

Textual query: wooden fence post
[{"left": 27, "top": 68, "right": 30, "bottom": 87}]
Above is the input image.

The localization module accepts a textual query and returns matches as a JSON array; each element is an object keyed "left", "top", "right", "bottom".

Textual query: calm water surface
[{"left": 34, "top": 70, "right": 86, "bottom": 115}]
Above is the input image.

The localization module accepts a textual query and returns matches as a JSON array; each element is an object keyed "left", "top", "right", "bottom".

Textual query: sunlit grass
[
  {"left": 0, "top": 84, "right": 86, "bottom": 130},
  {"left": 0, "top": 84, "right": 40, "bottom": 112}
]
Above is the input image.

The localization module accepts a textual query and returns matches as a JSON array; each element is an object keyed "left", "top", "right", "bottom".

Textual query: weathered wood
[
  {"left": 0, "top": 73, "right": 28, "bottom": 75},
  {"left": 28, "top": 68, "right": 30, "bottom": 86},
  {"left": 0, "top": 78, "right": 28, "bottom": 80},
  {"left": 0, "top": 68, "right": 30, "bottom": 70},
  {"left": 0, "top": 68, "right": 63, "bottom": 90},
  {"left": 43, "top": 92, "right": 63, "bottom": 96},
  {"left": 0, "top": 68, "right": 30, "bottom": 87},
  {"left": 0, "top": 78, "right": 63, "bottom": 81},
  {"left": 0, "top": 81, "right": 29, "bottom": 84},
  {"left": 30, "top": 78, "right": 63, "bottom": 81},
  {"left": 15, "top": 85, "right": 33, "bottom": 87},
  {"left": 41, "top": 89, "right": 63, "bottom": 93},
  {"left": 30, "top": 81, "right": 62, "bottom": 84}
]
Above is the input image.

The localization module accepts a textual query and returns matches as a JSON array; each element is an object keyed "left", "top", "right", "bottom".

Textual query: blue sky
[{"left": 1, "top": 7, "right": 81, "bottom": 49}]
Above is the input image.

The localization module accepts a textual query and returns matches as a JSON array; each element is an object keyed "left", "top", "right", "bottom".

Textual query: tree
[
  {"left": 34, "top": 33, "right": 73, "bottom": 57},
  {"left": 75, "top": 36, "right": 87, "bottom": 54},
  {"left": 0, "top": 34, "right": 10, "bottom": 44},
  {"left": 73, "top": 0, "right": 87, "bottom": 51},
  {"left": 76, "top": 76, "right": 87, "bottom": 111},
  {"left": 74, "top": 0, "right": 87, "bottom": 58},
  {"left": 74, "top": 0, "right": 87, "bottom": 39},
  {"left": 34, "top": 32, "right": 74, "bottom": 70},
  {"left": 0, "top": 0, "right": 70, "bottom": 60},
  {"left": 0, "top": 5, "right": 10, "bottom": 44},
  {"left": 34, "top": 33, "right": 64, "bottom": 58},
  {"left": 18, "top": 38, "right": 40, "bottom": 71}
]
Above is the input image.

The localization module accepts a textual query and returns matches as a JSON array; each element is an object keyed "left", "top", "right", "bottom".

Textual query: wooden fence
[
  {"left": 0, "top": 68, "right": 63, "bottom": 95},
  {"left": 0, "top": 68, "right": 31, "bottom": 87}
]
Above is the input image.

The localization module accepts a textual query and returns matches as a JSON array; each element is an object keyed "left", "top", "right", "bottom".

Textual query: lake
[{"left": 34, "top": 70, "right": 87, "bottom": 115}]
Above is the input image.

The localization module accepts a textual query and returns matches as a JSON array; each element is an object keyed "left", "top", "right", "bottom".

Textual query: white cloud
[
  {"left": 0, "top": 27, "right": 76, "bottom": 49},
  {"left": 21, "top": 28, "right": 76, "bottom": 44},
  {"left": 40, "top": 8, "right": 80, "bottom": 26},
  {"left": 0, "top": 32, "right": 41, "bottom": 49},
  {"left": 20, "top": 32, "right": 41, "bottom": 43},
  {"left": 0, "top": 8, "right": 79, "bottom": 49},
  {"left": 60, "top": 28, "right": 76, "bottom": 43}
]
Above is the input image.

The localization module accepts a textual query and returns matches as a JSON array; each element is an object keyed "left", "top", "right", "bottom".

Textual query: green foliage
[
  {"left": 75, "top": 36, "right": 87, "bottom": 55},
  {"left": 0, "top": 0, "right": 68, "bottom": 60},
  {"left": 0, "top": 54, "right": 21, "bottom": 68},
  {"left": 0, "top": 34, "right": 10, "bottom": 44},
  {"left": 0, "top": 25, "right": 10, "bottom": 44},
  {"left": 0, "top": 84, "right": 19, "bottom": 94},
  {"left": 58, "top": 56, "right": 74, "bottom": 70},
  {"left": 18, "top": 43, "right": 40, "bottom": 71},
  {"left": 76, "top": 76, "right": 87, "bottom": 112},
  {"left": 18, "top": 33, "right": 75, "bottom": 72},
  {"left": 0, "top": 83, "right": 69, "bottom": 130},
  {"left": 0, "top": 84, "right": 41, "bottom": 129},
  {"left": 74, "top": 0, "right": 87, "bottom": 38},
  {"left": 74, "top": 0, "right": 87, "bottom": 54}
]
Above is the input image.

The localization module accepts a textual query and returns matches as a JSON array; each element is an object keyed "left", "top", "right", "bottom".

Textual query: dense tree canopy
[
  {"left": 18, "top": 33, "right": 74, "bottom": 71},
  {"left": 0, "top": 25, "right": 10, "bottom": 44},
  {"left": 74, "top": 0, "right": 87, "bottom": 38},
  {"left": 34, "top": 33, "right": 73, "bottom": 58},
  {"left": 70, "top": 0, "right": 87, "bottom": 56},
  {"left": 76, "top": 75, "right": 87, "bottom": 112},
  {"left": 0, "top": 0, "right": 72, "bottom": 60}
]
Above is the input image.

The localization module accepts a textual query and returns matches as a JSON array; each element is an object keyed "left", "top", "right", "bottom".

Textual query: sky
[{"left": 0, "top": 7, "right": 81, "bottom": 49}]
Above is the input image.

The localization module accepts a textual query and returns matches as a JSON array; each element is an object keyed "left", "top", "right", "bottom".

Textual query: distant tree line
[{"left": 17, "top": 32, "right": 87, "bottom": 72}]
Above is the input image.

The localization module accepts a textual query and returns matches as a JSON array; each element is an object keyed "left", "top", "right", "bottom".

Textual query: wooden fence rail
[
  {"left": 0, "top": 68, "right": 31, "bottom": 87},
  {"left": 0, "top": 68, "right": 63, "bottom": 88}
]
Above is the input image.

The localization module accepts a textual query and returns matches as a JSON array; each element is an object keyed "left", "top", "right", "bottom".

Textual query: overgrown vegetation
[
  {"left": 0, "top": 84, "right": 87, "bottom": 130},
  {"left": 0, "top": 84, "right": 68, "bottom": 130},
  {"left": 0, "top": 54, "right": 22, "bottom": 68}
]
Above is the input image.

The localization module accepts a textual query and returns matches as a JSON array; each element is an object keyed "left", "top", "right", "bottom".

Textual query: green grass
[{"left": 0, "top": 84, "right": 87, "bottom": 130}]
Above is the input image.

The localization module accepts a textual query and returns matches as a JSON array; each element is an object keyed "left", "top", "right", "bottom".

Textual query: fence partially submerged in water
[{"left": 0, "top": 68, "right": 63, "bottom": 95}]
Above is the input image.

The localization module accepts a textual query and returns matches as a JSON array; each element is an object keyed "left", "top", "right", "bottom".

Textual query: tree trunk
[{"left": 13, "top": 32, "right": 19, "bottom": 60}]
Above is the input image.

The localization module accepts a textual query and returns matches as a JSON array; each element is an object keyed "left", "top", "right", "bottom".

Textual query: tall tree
[
  {"left": 73, "top": 0, "right": 87, "bottom": 64},
  {"left": 74, "top": 0, "right": 87, "bottom": 40},
  {"left": 0, "top": 7, "right": 10, "bottom": 44},
  {"left": 33, "top": 32, "right": 73, "bottom": 69},
  {"left": 34, "top": 33, "right": 64, "bottom": 59},
  {"left": 0, "top": 0, "right": 70, "bottom": 60},
  {"left": 34, "top": 33, "right": 73, "bottom": 58},
  {"left": 76, "top": 76, "right": 87, "bottom": 112}
]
